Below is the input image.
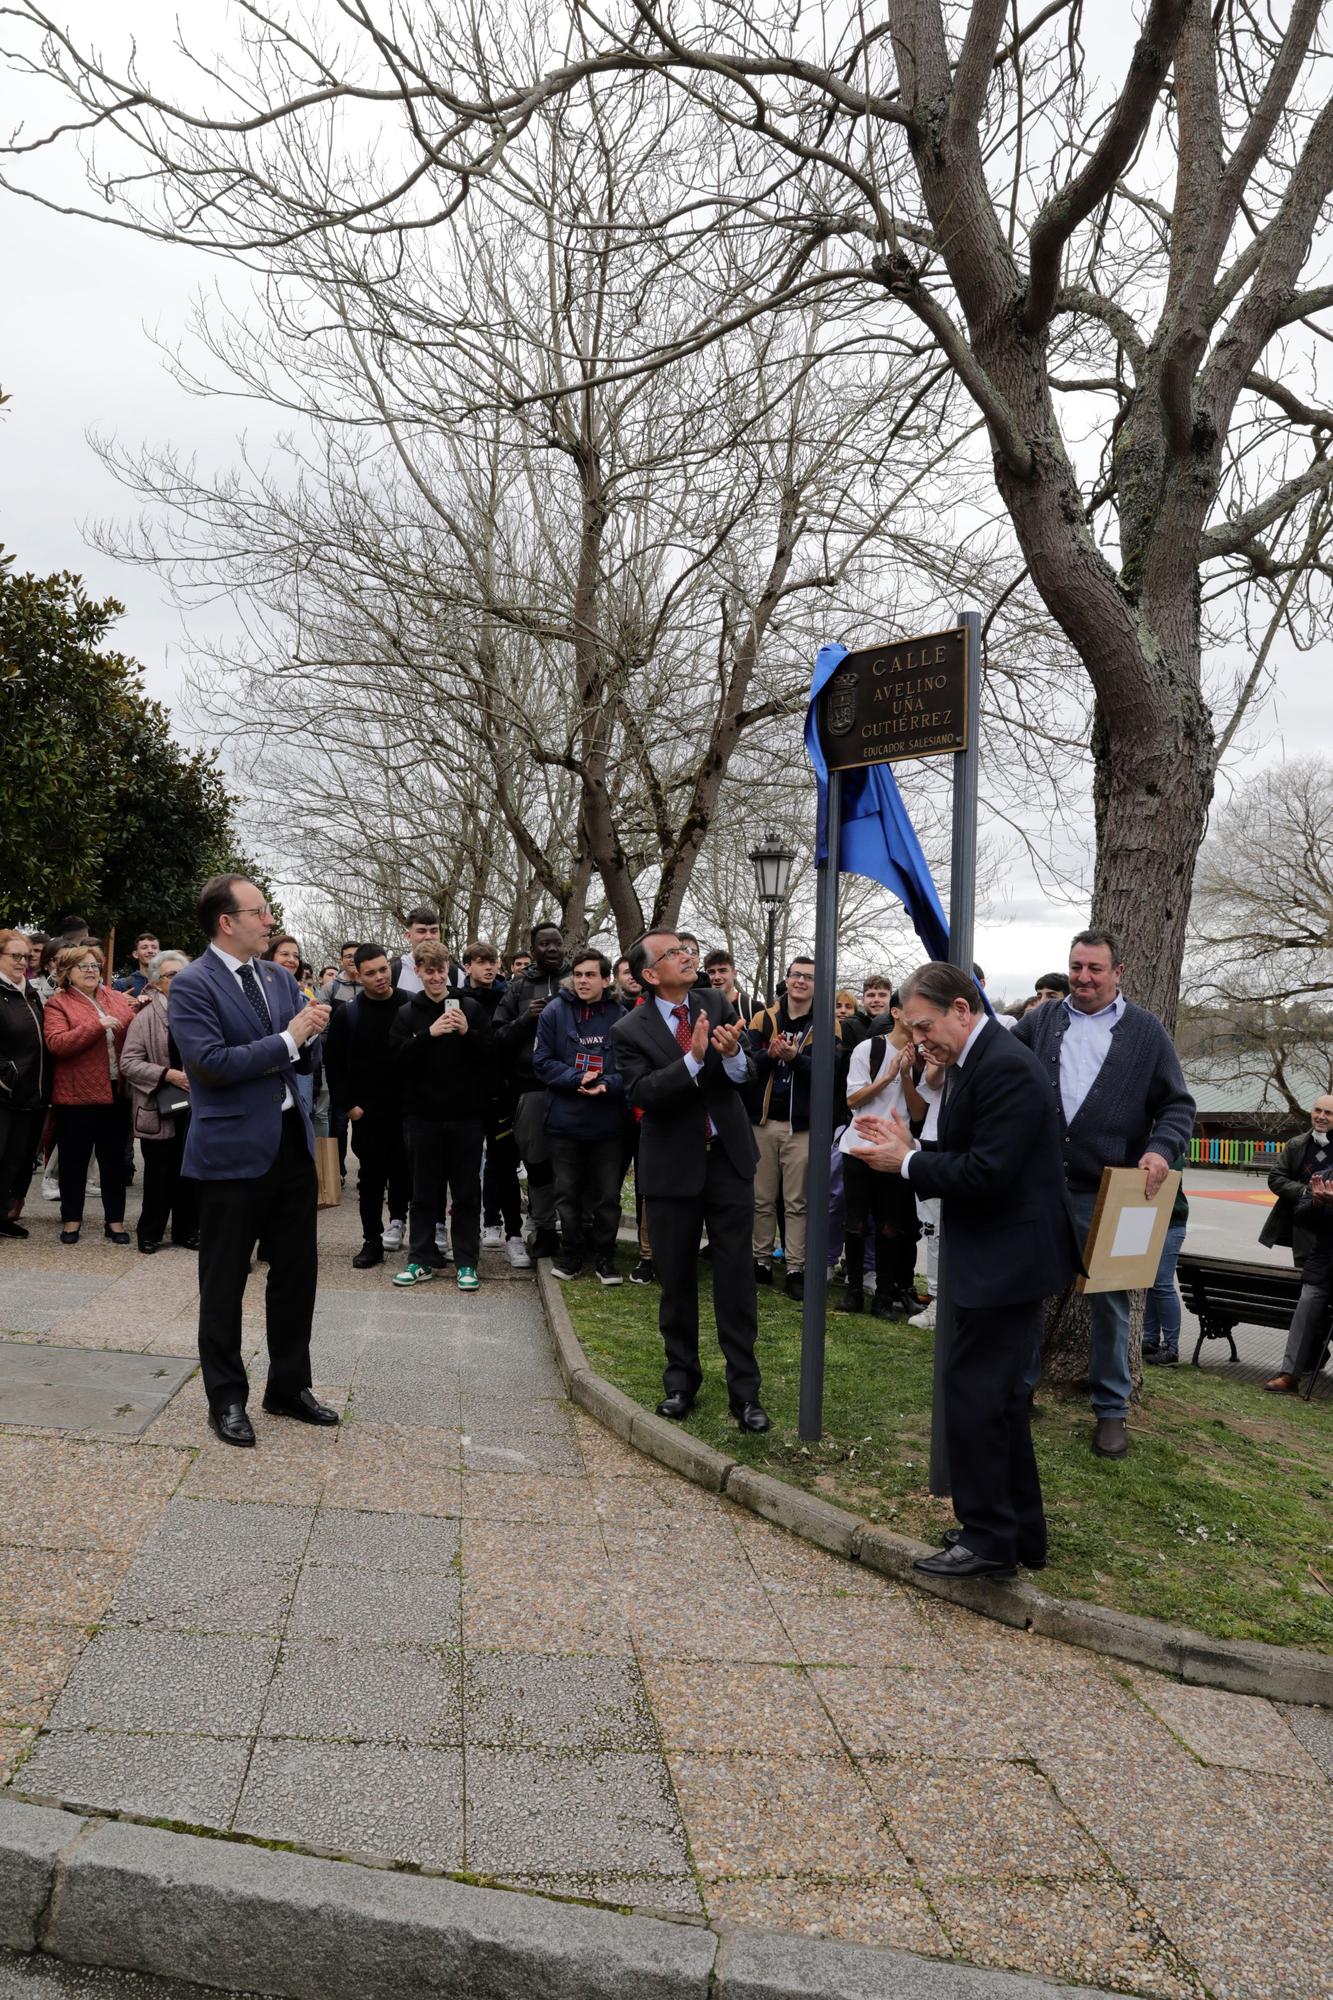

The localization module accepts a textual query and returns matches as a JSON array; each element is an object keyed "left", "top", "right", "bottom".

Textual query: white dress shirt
[
  {"left": 1059, "top": 992, "right": 1126, "bottom": 1125},
  {"left": 899, "top": 1012, "right": 989, "bottom": 1179},
  {"left": 209, "top": 942, "right": 300, "bottom": 1110},
  {"left": 654, "top": 994, "right": 749, "bottom": 1084}
]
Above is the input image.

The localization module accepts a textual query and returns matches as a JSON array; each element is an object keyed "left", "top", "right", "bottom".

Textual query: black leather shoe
[
  {"left": 731, "top": 1401, "right": 771, "bottom": 1433},
  {"left": 943, "top": 1525, "right": 1045, "bottom": 1571},
  {"left": 352, "top": 1242, "right": 383, "bottom": 1269},
  {"left": 835, "top": 1289, "right": 865, "bottom": 1314},
  {"left": 137, "top": 1238, "right": 163, "bottom": 1255},
  {"left": 753, "top": 1261, "right": 773, "bottom": 1286},
  {"left": 870, "top": 1292, "right": 897, "bottom": 1320},
  {"left": 656, "top": 1393, "right": 695, "bottom": 1421},
  {"left": 262, "top": 1388, "right": 340, "bottom": 1426},
  {"left": 208, "top": 1402, "right": 256, "bottom": 1447},
  {"left": 914, "top": 1543, "right": 1016, "bottom": 1580},
  {"left": 0, "top": 1218, "right": 29, "bottom": 1239},
  {"left": 784, "top": 1268, "right": 805, "bottom": 1302}
]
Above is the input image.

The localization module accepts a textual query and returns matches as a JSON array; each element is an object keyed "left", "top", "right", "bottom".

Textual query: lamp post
[{"left": 749, "top": 830, "right": 797, "bottom": 1002}]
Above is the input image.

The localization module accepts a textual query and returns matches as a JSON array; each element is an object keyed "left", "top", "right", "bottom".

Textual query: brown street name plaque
[{"left": 818, "top": 627, "right": 969, "bottom": 770}]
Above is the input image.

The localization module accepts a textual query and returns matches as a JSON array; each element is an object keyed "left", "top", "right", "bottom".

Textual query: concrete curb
[
  {"left": 539, "top": 1263, "right": 1333, "bottom": 1705},
  {"left": 0, "top": 1800, "right": 1134, "bottom": 2000}
]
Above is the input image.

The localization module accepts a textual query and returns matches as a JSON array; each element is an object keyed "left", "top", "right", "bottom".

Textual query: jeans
[
  {"left": 1143, "top": 1220, "right": 1187, "bottom": 1353},
  {"left": 1025, "top": 1188, "right": 1133, "bottom": 1418}
]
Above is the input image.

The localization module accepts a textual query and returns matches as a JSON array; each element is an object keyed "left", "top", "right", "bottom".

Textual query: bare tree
[{"left": 9, "top": 2, "right": 1332, "bottom": 1016}]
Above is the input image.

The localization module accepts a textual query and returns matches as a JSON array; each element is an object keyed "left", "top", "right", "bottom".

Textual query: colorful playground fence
[{"left": 1189, "top": 1137, "right": 1283, "bottom": 1167}]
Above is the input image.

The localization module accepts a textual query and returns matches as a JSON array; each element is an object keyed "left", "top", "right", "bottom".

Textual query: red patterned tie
[{"left": 674, "top": 1003, "right": 715, "bottom": 1138}]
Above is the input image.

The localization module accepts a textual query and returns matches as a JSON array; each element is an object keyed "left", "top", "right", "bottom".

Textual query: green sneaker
[
  {"left": 392, "top": 1261, "right": 435, "bottom": 1287},
  {"left": 456, "top": 1265, "right": 480, "bottom": 1291}
]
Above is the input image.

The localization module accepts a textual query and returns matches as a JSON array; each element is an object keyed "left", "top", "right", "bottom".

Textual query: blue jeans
[
  {"left": 1143, "top": 1221, "right": 1187, "bottom": 1354},
  {"left": 1025, "top": 1188, "right": 1134, "bottom": 1418}
]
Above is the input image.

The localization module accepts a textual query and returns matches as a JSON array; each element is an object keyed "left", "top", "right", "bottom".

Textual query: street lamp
[{"left": 749, "top": 830, "right": 797, "bottom": 1002}]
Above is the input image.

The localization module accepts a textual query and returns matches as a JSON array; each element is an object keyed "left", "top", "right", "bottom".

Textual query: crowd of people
[{"left": 0, "top": 890, "right": 1326, "bottom": 1551}]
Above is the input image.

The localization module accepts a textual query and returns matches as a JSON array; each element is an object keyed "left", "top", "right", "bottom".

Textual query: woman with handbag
[
  {"left": 121, "top": 951, "right": 198, "bottom": 1254},
  {"left": 42, "top": 943, "right": 138, "bottom": 1245}
]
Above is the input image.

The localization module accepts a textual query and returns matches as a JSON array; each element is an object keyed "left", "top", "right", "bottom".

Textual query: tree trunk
[{"left": 1042, "top": 1289, "right": 1145, "bottom": 1403}]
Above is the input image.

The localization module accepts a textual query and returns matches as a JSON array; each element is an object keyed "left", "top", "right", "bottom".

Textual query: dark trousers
[
  {"left": 406, "top": 1115, "right": 483, "bottom": 1268},
  {"left": 196, "top": 1115, "right": 318, "bottom": 1412},
  {"left": 548, "top": 1134, "right": 625, "bottom": 1262},
  {"left": 646, "top": 1148, "right": 760, "bottom": 1406},
  {"left": 843, "top": 1154, "right": 919, "bottom": 1294},
  {"left": 350, "top": 1112, "right": 411, "bottom": 1244},
  {"left": 0, "top": 1103, "right": 45, "bottom": 1213},
  {"left": 947, "top": 1297, "right": 1046, "bottom": 1567},
  {"left": 138, "top": 1117, "right": 198, "bottom": 1246},
  {"left": 55, "top": 1100, "right": 131, "bottom": 1225},
  {"left": 482, "top": 1123, "right": 523, "bottom": 1236}
]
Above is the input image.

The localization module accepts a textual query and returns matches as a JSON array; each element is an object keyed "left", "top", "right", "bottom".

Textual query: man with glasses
[
  {"left": 746, "top": 955, "right": 836, "bottom": 1303},
  {"left": 612, "top": 931, "right": 768, "bottom": 1431},
  {"left": 168, "top": 876, "right": 337, "bottom": 1447}
]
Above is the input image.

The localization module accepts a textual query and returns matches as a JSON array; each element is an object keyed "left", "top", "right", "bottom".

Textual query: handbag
[
  {"left": 315, "top": 1134, "right": 342, "bottom": 1209},
  {"left": 154, "top": 1079, "right": 190, "bottom": 1118}
]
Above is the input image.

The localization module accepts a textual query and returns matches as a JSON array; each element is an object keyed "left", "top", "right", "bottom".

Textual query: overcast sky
[{"left": 1, "top": 5, "right": 1329, "bottom": 995}]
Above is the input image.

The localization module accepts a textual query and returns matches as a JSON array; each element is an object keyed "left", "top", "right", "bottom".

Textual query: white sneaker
[
  {"left": 41, "top": 1177, "right": 60, "bottom": 1201},
  {"left": 482, "top": 1224, "right": 505, "bottom": 1248},
  {"left": 908, "top": 1302, "right": 936, "bottom": 1329},
  {"left": 506, "top": 1236, "right": 532, "bottom": 1269},
  {"left": 382, "top": 1218, "right": 405, "bottom": 1253},
  {"left": 435, "top": 1223, "right": 450, "bottom": 1259}
]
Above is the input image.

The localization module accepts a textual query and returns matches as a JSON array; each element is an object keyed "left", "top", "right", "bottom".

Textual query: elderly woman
[
  {"left": 121, "top": 951, "right": 198, "bottom": 1254},
  {"left": 43, "top": 943, "right": 137, "bottom": 1244}
]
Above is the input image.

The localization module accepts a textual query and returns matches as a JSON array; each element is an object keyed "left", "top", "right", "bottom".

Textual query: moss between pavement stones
[{"left": 568, "top": 1274, "right": 1333, "bottom": 1653}]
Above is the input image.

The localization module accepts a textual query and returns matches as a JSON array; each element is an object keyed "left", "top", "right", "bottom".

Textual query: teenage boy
[
  {"left": 838, "top": 989, "right": 924, "bottom": 1317},
  {"left": 746, "top": 956, "right": 841, "bottom": 1301},
  {"left": 324, "top": 943, "right": 411, "bottom": 1268},
  {"left": 389, "top": 941, "right": 490, "bottom": 1291},
  {"left": 463, "top": 940, "right": 528, "bottom": 1265},
  {"left": 494, "top": 922, "right": 570, "bottom": 1258},
  {"left": 533, "top": 949, "right": 628, "bottom": 1285},
  {"left": 704, "top": 949, "right": 756, "bottom": 1024},
  {"left": 113, "top": 932, "right": 161, "bottom": 998}
]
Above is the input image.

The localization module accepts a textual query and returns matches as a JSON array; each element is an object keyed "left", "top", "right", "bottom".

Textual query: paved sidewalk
[{"left": 1, "top": 1193, "right": 1331, "bottom": 2000}]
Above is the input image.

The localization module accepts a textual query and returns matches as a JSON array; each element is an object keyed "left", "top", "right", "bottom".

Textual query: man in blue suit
[
  {"left": 169, "top": 875, "right": 337, "bottom": 1446},
  {"left": 852, "top": 961, "right": 1080, "bottom": 1579}
]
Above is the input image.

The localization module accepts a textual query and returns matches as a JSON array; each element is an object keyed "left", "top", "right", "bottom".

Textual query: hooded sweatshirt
[
  {"left": 532, "top": 985, "right": 627, "bottom": 1141},
  {"left": 388, "top": 990, "right": 491, "bottom": 1121}
]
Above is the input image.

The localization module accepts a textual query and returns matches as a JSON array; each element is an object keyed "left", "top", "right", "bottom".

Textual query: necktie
[
  {"left": 239, "top": 961, "right": 273, "bottom": 1033},
  {"left": 673, "top": 1003, "right": 715, "bottom": 1138}
]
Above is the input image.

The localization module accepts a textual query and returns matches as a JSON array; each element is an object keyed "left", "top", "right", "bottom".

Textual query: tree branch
[
  {"left": 1202, "top": 453, "right": 1333, "bottom": 560},
  {"left": 1022, "top": 0, "right": 1188, "bottom": 334}
]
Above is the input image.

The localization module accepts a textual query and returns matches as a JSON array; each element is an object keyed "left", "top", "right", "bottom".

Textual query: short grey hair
[{"left": 148, "top": 950, "right": 191, "bottom": 983}]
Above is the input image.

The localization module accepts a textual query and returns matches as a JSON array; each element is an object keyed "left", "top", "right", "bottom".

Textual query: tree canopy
[{"left": 0, "top": 552, "right": 270, "bottom": 953}]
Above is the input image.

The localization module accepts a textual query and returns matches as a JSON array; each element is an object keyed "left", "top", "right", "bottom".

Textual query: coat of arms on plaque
[{"left": 826, "top": 666, "right": 858, "bottom": 735}]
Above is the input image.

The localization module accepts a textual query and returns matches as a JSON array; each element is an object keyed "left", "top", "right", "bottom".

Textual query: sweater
[
  {"left": 43, "top": 985, "right": 137, "bottom": 1106},
  {"left": 388, "top": 990, "right": 491, "bottom": 1121},
  {"left": 1011, "top": 997, "right": 1195, "bottom": 1195},
  {"left": 532, "top": 987, "right": 627, "bottom": 1140}
]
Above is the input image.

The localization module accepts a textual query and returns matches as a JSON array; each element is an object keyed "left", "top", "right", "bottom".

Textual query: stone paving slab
[{"left": 0, "top": 1190, "right": 1329, "bottom": 1999}]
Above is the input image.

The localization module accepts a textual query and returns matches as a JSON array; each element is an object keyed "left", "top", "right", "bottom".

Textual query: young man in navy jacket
[{"left": 533, "top": 949, "right": 628, "bottom": 1285}]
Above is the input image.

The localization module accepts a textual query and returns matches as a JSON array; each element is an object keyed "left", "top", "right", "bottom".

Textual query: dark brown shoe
[
  {"left": 1264, "top": 1373, "right": 1302, "bottom": 1394},
  {"left": 1092, "top": 1417, "right": 1129, "bottom": 1459}
]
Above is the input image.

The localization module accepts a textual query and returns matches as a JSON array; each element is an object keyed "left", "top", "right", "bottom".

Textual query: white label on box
[{"left": 1109, "top": 1207, "right": 1156, "bottom": 1258}]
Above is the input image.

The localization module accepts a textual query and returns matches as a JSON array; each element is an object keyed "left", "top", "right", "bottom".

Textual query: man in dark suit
[
  {"left": 851, "top": 960, "right": 1080, "bottom": 1578},
  {"left": 169, "top": 876, "right": 338, "bottom": 1447},
  {"left": 611, "top": 931, "right": 768, "bottom": 1432},
  {"left": 1263, "top": 1093, "right": 1333, "bottom": 1390}
]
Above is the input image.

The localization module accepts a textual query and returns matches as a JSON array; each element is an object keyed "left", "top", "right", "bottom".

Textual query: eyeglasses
[
  {"left": 645, "top": 946, "right": 691, "bottom": 967},
  {"left": 786, "top": 971, "right": 813, "bottom": 982},
  {"left": 74, "top": 962, "right": 101, "bottom": 974},
  {"left": 229, "top": 906, "right": 272, "bottom": 921}
]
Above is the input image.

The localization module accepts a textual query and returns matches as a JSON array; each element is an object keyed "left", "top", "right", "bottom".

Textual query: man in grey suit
[{"left": 612, "top": 931, "right": 768, "bottom": 1432}]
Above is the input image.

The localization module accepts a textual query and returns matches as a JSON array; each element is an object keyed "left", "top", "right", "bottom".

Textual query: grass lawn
[{"left": 568, "top": 1269, "right": 1333, "bottom": 1653}]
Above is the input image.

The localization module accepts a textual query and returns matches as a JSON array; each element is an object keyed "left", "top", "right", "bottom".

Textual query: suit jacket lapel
[{"left": 938, "top": 1019, "right": 997, "bottom": 1141}]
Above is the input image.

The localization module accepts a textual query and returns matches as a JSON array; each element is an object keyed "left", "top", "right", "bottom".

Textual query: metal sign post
[
  {"left": 799, "top": 616, "right": 980, "bottom": 1448},
  {"left": 927, "top": 608, "right": 982, "bottom": 1495},
  {"left": 798, "top": 768, "right": 841, "bottom": 1442}
]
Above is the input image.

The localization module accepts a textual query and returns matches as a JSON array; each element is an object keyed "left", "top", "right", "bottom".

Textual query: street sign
[{"left": 816, "top": 627, "right": 969, "bottom": 771}]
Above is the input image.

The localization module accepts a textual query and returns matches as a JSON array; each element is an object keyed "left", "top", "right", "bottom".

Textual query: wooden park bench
[{"left": 1174, "top": 1253, "right": 1330, "bottom": 1396}]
